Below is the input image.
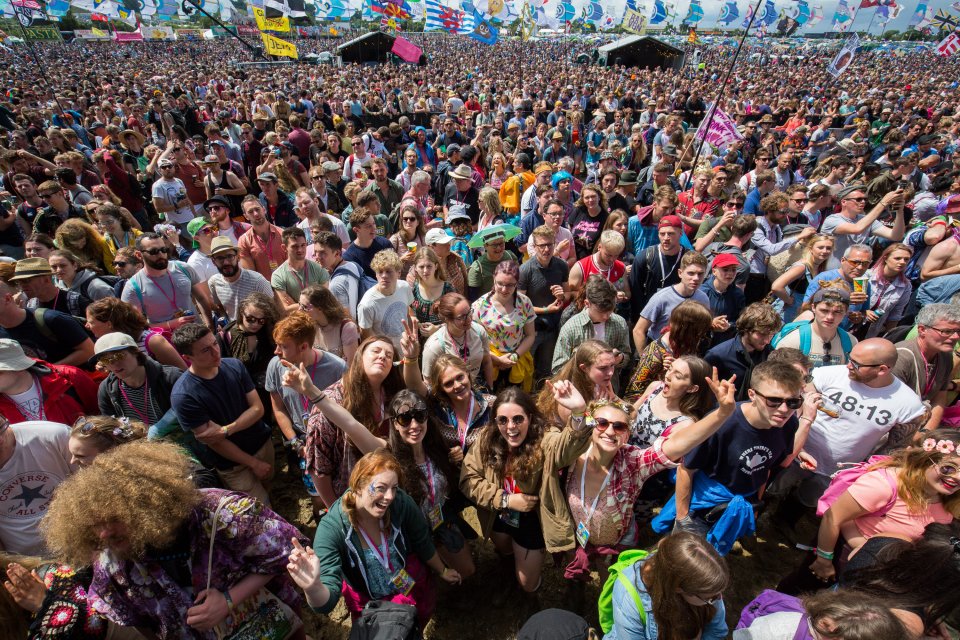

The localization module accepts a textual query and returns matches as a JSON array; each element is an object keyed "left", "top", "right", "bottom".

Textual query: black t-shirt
[
  {"left": 0, "top": 309, "right": 89, "bottom": 363},
  {"left": 170, "top": 358, "right": 272, "bottom": 471},
  {"left": 519, "top": 256, "right": 569, "bottom": 331},
  {"left": 567, "top": 206, "right": 609, "bottom": 261},
  {"left": 342, "top": 236, "right": 393, "bottom": 278},
  {"left": 443, "top": 183, "right": 480, "bottom": 224},
  {"left": 683, "top": 402, "right": 799, "bottom": 497}
]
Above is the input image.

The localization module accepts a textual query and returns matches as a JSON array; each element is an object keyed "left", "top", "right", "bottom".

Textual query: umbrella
[{"left": 467, "top": 223, "right": 522, "bottom": 249}]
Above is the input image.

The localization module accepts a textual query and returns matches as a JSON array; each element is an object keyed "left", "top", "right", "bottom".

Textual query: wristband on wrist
[
  {"left": 815, "top": 547, "right": 835, "bottom": 560},
  {"left": 221, "top": 424, "right": 230, "bottom": 436},
  {"left": 223, "top": 589, "right": 234, "bottom": 612},
  {"left": 309, "top": 393, "right": 325, "bottom": 406}
]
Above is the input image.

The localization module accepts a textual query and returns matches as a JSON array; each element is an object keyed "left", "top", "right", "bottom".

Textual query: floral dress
[
  {"left": 471, "top": 292, "right": 536, "bottom": 355},
  {"left": 410, "top": 280, "right": 454, "bottom": 326}
]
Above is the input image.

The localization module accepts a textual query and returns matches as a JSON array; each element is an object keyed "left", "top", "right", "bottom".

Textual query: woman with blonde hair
[
  {"left": 54, "top": 218, "right": 115, "bottom": 275},
  {"left": 477, "top": 186, "right": 505, "bottom": 231},
  {"left": 410, "top": 247, "right": 453, "bottom": 340},
  {"left": 288, "top": 449, "right": 462, "bottom": 628},
  {"left": 537, "top": 340, "right": 619, "bottom": 426},
  {"left": 487, "top": 152, "right": 512, "bottom": 190},
  {"left": 389, "top": 201, "right": 426, "bottom": 278},
  {"left": 43, "top": 440, "right": 307, "bottom": 639},
  {"left": 770, "top": 233, "right": 835, "bottom": 323},
  {"left": 605, "top": 532, "right": 730, "bottom": 639}
]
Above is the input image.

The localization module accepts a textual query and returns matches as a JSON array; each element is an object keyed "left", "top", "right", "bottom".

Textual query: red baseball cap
[
  {"left": 712, "top": 253, "right": 740, "bottom": 269},
  {"left": 658, "top": 215, "right": 683, "bottom": 230}
]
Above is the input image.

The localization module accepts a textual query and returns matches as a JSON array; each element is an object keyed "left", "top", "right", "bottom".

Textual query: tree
[{"left": 881, "top": 28, "right": 900, "bottom": 40}]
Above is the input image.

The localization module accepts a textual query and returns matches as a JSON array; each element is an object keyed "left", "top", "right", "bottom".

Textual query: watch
[{"left": 500, "top": 493, "right": 509, "bottom": 511}]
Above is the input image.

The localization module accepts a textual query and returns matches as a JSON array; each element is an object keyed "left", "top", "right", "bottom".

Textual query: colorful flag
[
  {"left": 694, "top": 106, "right": 742, "bottom": 150},
  {"left": 260, "top": 30, "right": 298, "bottom": 56},
  {"left": 932, "top": 8, "right": 959, "bottom": 30},
  {"left": 263, "top": 0, "right": 305, "bottom": 17},
  {"left": 622, "top": 7, "right": 647, "bottom": 32},
  {"left": 937, "top": 31, "right": 960, "bottom": 56},
  {"left": 827, "top": 33, "right": 859, "bottom": 77},
  {"left": 425, "top": 0, "right": 473, "bottom": 34},
  {"left": 253, "top": 5, "right": 290, "bottom": 29},
  {"left": 391, "top": 34, "right": 422, "bottom": 61}
]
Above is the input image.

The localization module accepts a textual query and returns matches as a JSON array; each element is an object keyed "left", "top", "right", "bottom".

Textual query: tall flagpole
[
  {"left": 680, "top": 0, "right": 764, "bottom": 189},
  {"left": 182, "top": 0, "right": 269, "bottom": 60},
  {"left": 13, "top": 14, "right": 67, "bottom": 115}
]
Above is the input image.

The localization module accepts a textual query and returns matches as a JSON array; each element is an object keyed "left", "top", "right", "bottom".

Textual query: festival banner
[
  {"left": 391, "top": 34, "right": 422, "bottom": 62},
  {"left": 237, "top": 24, "right": 259, "bottom": 35},
  {"left": 937, "top": 31, "right": 960, "bottom": 56},
  {"left": 143, "top": 24, "right": 176, "bottom": 39},
  {"left": 622, "top": 7, "right": 647, "bottom": 33},
  {"left": 253, "top": 6, "right": 290, "bottom": 31},
  {"left": 260, "top": 31, "right": 298, "bottom": 58},
  {"left": 22, "top": 25, "right": 62, "bottom": 40},
  {"left": 114, "top": 30, "right": 144, "bottom": 41},
  {"left": 694, "top": 105, "right": 742, "bottom": 150},
  {"left": 827, "top": 33, "right": 859, "bottom": 77},
  {"left": 175, "top": 27, "right": 202, "bottom": 38},
  {"left": 75, "top": 28, "right": 111, "bottom": 38}
]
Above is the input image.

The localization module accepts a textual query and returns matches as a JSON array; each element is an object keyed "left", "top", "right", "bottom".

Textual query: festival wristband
[
  {"left": 223, "top": 589, "right": 234, "bottom": 612},
  {"left": 815, "top": 548, "right": 834, "bottom": 560},
  {"left": 309, "top": 392, "right": 326, "bottom": 406}
]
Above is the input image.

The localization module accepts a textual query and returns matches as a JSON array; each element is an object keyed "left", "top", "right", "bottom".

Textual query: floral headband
[{"left": 923, "top": 438, "right": 956, "bottom": 455}]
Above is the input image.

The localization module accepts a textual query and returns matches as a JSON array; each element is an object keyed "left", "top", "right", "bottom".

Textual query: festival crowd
[{"left": 2, "top": 33, "right": 960, "bottom": 640}]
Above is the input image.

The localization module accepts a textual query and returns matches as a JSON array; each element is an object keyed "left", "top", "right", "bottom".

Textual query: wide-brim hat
[
  {"left": 120, "top": 129, "right": 146, "bottom": 146},
  {"left": 9, "top": 257, "right": 52, "bottom": 281},
  {"left": 450, "top": 164, "right": 473, "bottom": 180}
]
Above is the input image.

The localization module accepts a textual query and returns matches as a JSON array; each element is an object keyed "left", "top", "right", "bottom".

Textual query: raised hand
[
  {"left": 548, "top": 379, "right": 587, "bottom": 414},
  {"left": 400, "top": 313, "right": 420, "bottom": 362},
  {"left": 2, "top": 562, "right": 46, "bottom": 613},
  {"left": 280, "top": 359, "right": 314, "bottom": 397},
  {"left": 703, "top": 368, "right": 736, "bottom": 414},
  {"left": 287, "top": 537, "right": 322, "bottom": 591}
]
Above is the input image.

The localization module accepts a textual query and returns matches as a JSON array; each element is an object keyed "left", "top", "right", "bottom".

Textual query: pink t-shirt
[{"left": 848, "top": 468, "right": 953, "bottom": 541}]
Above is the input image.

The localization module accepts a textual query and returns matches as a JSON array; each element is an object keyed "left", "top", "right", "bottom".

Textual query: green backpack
[{"left": 598, "top": 549, "right": 649, "bottom": 634}]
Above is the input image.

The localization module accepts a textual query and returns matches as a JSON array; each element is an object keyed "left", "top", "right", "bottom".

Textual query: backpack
[
  {"left": 736, "top": 589, "right": 813, "bottom": 640},
  {"left": 334, "top": 262, "right": 377, "bottom": 303},
  {"left": 348, "top": 600, "right": 421, "bottom": 640},
  {"left": 816, "top": 457, "right": 895, "bottom": 517},
  {"left": 771, "top": 319, "right": 853, "bottom": 359},
  {"left": 126, "top": 263, "right": 192, "bottom": 315},
  {"left": 78, "top": 274, "right": 121, "bottom": 301},
  {"left": 597, "top": 549, "right": 648, "bottom": 634}
]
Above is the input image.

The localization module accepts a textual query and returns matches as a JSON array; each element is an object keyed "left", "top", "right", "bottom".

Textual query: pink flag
[{"left": 391, "top": 36, "right": 422, "bottom": 63}]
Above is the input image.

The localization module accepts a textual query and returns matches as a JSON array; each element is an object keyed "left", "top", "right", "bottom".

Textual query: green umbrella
[{"left": 467, "top": 223, "right": 522, "bottom": 249}]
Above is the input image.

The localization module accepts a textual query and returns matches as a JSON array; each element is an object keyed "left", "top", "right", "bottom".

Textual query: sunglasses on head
[
  {"left": 592, "top": 416, "right": 630, "bottom": 434},
  {"left": 752, "top": 389, "right": 804, "bottom": 410},
  {"left": 142, "top": 247, "right": 168, "bottom": 256},
  {"left": 394, "top": 407, "right": 428, "bottom": 427},
  {"left": 496, "top": 414, "right": 525, "bottom": 427}
]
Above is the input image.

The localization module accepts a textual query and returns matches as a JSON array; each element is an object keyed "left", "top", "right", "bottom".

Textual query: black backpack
[{"left": 348, "top": 601, "right": 421, "bottom": 640}]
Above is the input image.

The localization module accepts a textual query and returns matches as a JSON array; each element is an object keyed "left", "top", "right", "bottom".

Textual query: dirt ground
[{"left": 269, "top": 453, "right": 823, "bottom": 639}]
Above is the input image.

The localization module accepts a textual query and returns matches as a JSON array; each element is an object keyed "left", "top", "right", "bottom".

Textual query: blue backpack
[
  {"left": 333, "top": 262, "right": 377, "bottom": 301},
  {"left": 772, "top": 319, "right": 853, "bottom": 360}
]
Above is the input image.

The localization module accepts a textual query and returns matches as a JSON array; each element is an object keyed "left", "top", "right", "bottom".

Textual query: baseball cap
[
  {"left": 158, "top": 158, "right": 175, "bottom": 168},
  {"left": 712, "top": 253, "right": 740, "bottom": 269},
  {"left": 425, "top": 228, "right": 453, "bottom": 245},
  {"left": 811, "top": 287, "right": 851, "bottom": 305},
  {"left": 446, "top": 143, "right": 461, "bottom": 154},
  {"left": 257, "top": 172, "right": 278, "bottom": 183},
  {"left": 0, "top": 339, "right": 35, "bottom": 372},
  {"left": 202, "top": 154, "right": 219, "bottom": 164},
  {"left": 92, "top": 332, "right": 138, "bottom": 361},
  {"left": 658, "top": 215, "right": 683, "bottom": 229}
]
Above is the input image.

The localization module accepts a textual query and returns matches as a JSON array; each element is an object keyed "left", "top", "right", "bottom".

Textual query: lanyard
[
  {"left": 658, "top": 249, "right": 681, "bottom": 287},
  {"left": 299, "top": 351, "right": 320, "bottom": 414},
  {"left": 357, "top": 521, "right": 392, "bottom": 572},
  {"left": 119, "top": 378, "right": 152, "bottom": 425},
  {"left": 579, "top": 445, "right": 614, "bottom": 528},
  {"left": 18, "top": 376, "right": 45, "bottom": 421},
  {"left": 252, "top": 228, "right": 275, "bottom": 265},
  {"left": 291, "top": 263, "right": 310, "bottom": 291},
  {"left": 147, "top": 272, "right": 178, "bottom": 314},
  {"left": 503, "top": 475, "right": 518, "bottom": 495},
  {"left": 919, "top": 345, "right": 939, "bottom": 398},
  {"left": 455, "top": 395, "right": 475, "bottom": 448}
]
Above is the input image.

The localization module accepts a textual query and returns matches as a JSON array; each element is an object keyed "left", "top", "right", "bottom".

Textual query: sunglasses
[
  {"left": 112, "top": 261, "right": 129, "bottom": 268},
  {"left": 496, "top": 414, "right": 526, "bottom": 427},
  {"left": 752, "top": 389, "right": 804, "bottom": 410},
  {"left": 402, "top": 217, "right": 419, "bottom": 223},
  {"left": 848, "top": 358, "right": 883, "bottom": 372},
  {"left": 394, "top": 407, "right": 428, "bottom": 427},
  {"left": 936, "top": 463, "right": 960, "bottom": 477},
  {"left": 244, "top": 315, "right": 266, "bottom": 325},
  {"left": 299, "top": 301, "right": 314, "bottom": 312},
  {"left": 38, "top": 192, "right": 58, "bottom": 198},
  {"left": 98, "top": 350, "right": 127, "bottom": 365},
  {"left": 844, "top": 197, "right": 867, "bottom": 203},
  {"left": 843, "top": 258, "right": 871, "bottom": 267},
  {"left": 199, "top": 226, "right": 217, "bottom": 235},
  {"left": 142, "top": 247, "right": 169, "bottom": 256},
  {"left": 592, "top": 416, "right": 630, "bottom": 434}
]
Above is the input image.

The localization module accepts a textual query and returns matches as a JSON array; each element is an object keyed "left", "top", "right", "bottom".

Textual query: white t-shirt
[
  {"left": 0, "top": 421, "right": 75, "bottom": 555},
  {"left": 152, "top": 177, "right": 195, "bottom": 225},
  {"left": 357, "top": 281, "right": 414, "bottom": 352},
  {"left": 732, "top": 611, "right": 804, "bottom": 639},
  {"left": 187, "top": 251, "right": 219, "bottom": 282},
  {"left": 806, "top": 365, "right": 926, "bottom": 476}
]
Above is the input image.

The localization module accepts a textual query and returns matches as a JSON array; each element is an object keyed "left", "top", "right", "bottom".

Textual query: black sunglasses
[
  {"left": 496, "top": 415, "right": 525, "bottom": 427},
  {"left": 112, "top": 261, "right": 128, "bottom": 268},
  {"left": 394, "top": 407, "right": 428, "bottom": 427},
  {"left": 592, "top": 416, "right": 630, "bottom": 434},
  {"left": 752, "top": 389, "right": 804, "bottom": 410},
  {"left": 142, "top": 247, "right": 169, "bottom": 256}
]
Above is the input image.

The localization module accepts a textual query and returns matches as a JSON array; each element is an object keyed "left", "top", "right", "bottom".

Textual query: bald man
[{"left": 768, "top": 338, "right": 927, "bottom": 528}]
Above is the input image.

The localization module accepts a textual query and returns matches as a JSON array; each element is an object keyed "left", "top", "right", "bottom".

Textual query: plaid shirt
[
  {"left": 605, "top": 437, "right": 677, "bottom": 541},
  {"left": 552, "top": 309, "right": 631, "bottom": 374}
]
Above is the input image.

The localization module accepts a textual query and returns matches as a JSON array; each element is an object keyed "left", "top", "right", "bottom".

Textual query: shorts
[
  {"left": 217, "top": 439, "right": 275, "bottom": 506},
  {"left": 492, "top": 508, "right": 546, "bottom": 551}
]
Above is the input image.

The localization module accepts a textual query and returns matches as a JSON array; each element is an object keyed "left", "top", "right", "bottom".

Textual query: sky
[{"left": 644, "top": 0, "right": 955, "bottom": 33}]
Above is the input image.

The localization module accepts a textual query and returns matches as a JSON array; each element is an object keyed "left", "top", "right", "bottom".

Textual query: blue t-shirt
[
  {"left": 683, "top": 403, "right": 799, "bottom": 497},
  {"left": 743, "top": 187, "right": 763, "bottom": 215},
  {"left": 343, "top": 236, "right": 393, "bottom": 278},
  {"left": 171, "top": 357, "right": 272, "bottom": 470},
  {"left": 640, "top": 286, "right": 711, "bottom": 341}
]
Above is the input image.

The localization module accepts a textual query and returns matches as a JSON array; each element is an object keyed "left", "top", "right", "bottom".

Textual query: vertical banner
[{"left": 827, "top": 33, "right": 859, "bottom": 77}]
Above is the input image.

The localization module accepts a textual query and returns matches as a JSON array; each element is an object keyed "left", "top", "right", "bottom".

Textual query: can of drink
[
  {"left": 406, "top": 242, "right": 418, "bottom": 254},
  {"left": 853, "top": 277, "right": 868, "bottom": 294}
]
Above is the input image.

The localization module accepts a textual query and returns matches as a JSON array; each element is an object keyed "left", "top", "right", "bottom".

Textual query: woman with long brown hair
[
  {"left": 421, "top": 293, "right": 494, "bottom": 389},
  {"left": 298, "top": 284, "right": 360, "bottom": 362},
  {"left": 537, "top": 340, "right": 618, "bottom": 426},
  {"left": 85, "top": 297, "right": 186, "bottom": 369},
  {"left": 54, "top": 218, "right": 115, "bottom": 275},
  {"left": 460, "top": 381, "right": 591, "bottom": 611},
  {"left": 770, "top": 233, "right": 835, "bottom": 323},
  {"left": 625, "top": 300, "right": 714, "bottom": 401},
  {"left": 605, "top": 532, "right": 730, "bottom": 640},
  {"left": 288, "top": 449, "right": 461, "bottom": 629}
]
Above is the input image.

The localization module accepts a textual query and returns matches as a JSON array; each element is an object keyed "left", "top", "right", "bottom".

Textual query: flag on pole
[
  {"left": 937, "top": 31, "right": 960, "bottom": 56},
  {"left": 391, "top": 34, "right": 422, "bottom": 62},
  {"left": 622, "top": 8, "right": 647, "bottom": 33},
  {"left": 260, "top": 31, "right": 298, "bottom": 57},
  {"left": 694, "top": 105, "right": 742, "bottom": 150},
  {"left": 253, "top": 5, "right": 290, "bottom": 29},
  {"left": 262, "top": 0, "right": 305, "bottom": 18},
  {"left": 827, "top": 33, "right": 859, "bottom": 77}
]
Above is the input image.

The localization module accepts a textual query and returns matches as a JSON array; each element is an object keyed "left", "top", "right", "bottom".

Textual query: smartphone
[{"left": 897, "top": 180, "right": 910, "bottom": 191}]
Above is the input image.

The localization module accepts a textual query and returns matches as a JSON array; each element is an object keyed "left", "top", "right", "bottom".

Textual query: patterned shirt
[{"left": 471, "top": 292, "right": 536, "bottom": 354}]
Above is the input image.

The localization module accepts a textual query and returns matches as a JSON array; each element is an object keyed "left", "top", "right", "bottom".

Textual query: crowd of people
[{"left": 1, "top": 32, "right": 960, "bottom": 639}]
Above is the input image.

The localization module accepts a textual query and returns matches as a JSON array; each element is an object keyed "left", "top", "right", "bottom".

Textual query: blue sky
[{"left": 652, "top": 0, "right": 953, "bottom": 33}]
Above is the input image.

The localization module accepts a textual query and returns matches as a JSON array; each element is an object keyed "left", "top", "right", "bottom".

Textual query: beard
[
  {"left": 218, "top": 264, "right": 239, "bottom": 278},
  {"left": 145, "top": 256, "right": 168, "bottom": 271}
]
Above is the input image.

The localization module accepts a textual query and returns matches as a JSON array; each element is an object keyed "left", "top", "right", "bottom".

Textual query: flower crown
[{"left": 923, "top": 438, "right": 956, "bottom": 455}]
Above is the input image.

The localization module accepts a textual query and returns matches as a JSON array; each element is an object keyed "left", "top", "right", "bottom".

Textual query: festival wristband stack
[{"left": 814, "top": 548, "right": 834, "bottom": 560}]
